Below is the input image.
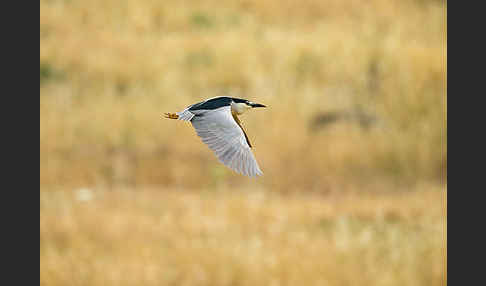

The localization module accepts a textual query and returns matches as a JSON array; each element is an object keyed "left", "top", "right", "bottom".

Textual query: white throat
[{"left": 231, "top": 102, "right": 251, "bottom": 115}]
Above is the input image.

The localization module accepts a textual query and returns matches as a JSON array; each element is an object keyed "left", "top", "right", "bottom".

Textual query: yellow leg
[{"left": 164, "top": 113, "right": 179, "bottom": 119}]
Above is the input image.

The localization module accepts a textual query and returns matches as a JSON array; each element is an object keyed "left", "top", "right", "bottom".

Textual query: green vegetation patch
[{"left": 40, "top": 61, "right": 65, "bottom": 86}]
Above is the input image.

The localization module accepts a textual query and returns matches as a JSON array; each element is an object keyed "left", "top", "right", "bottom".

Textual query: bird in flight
[{"left": 164, "top": 96, "right": 266, "bottom": 177}]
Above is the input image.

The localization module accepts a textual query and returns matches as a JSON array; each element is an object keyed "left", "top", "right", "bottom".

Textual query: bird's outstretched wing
[{"left": 190, "top": 106, "right": 263, "bottom": 177}]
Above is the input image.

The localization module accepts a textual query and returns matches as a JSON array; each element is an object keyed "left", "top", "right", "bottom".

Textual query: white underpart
[{"left": 187, "top": 106, "right": 263, "bottom": 177}]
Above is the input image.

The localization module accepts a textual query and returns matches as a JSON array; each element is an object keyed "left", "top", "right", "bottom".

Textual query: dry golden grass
[
  {"left": 40, "top": 0, "right": 446, "bottom": 191},
  {"left": 40, "top": 1, "right": 446, "bottom": 284},
  {"left": 40, "top": 187, "right": 446, "bottom": 286}
]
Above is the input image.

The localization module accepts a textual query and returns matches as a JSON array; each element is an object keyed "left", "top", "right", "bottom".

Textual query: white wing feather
[{"left": 190, "top": 106, "right": 263, "bottom": 177}]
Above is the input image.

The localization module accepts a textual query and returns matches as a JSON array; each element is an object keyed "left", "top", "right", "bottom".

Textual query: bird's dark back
[{"left": 188, "top": 97, "right": 248, "bottom": 111}]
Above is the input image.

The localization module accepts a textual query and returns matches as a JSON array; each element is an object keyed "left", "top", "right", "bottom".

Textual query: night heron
[{"left": 164, "top": 96, "right": 266, "bottom": 177}]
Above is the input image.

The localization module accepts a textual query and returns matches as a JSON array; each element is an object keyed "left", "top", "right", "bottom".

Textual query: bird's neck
[{"left": 231, "top": 102, "right": 250, "bottom": 115}]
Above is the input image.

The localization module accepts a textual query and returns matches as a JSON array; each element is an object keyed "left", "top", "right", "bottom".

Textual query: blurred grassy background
[{"left": 40, "top": 0, "right": 446, "bottom": 285}]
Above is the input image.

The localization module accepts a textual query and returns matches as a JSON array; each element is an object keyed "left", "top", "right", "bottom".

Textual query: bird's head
[{"left": 231, "top": 98, "right": 266, "bottom": 115}]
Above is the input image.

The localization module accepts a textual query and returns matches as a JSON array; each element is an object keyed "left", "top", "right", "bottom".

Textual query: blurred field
[
  {"left": 40, "top": 0, "right": 446, "bottom": 191},
  {"left": 40, "top": 0, "right": 446, "bottom": 285},
  {"left": 40, "top": 187, "right": 446, "bottom": 286}
]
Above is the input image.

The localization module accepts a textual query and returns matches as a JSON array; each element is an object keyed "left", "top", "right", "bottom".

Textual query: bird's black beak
[{"left": 250, "top": 103, "right": 266, "bottom": 108}]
